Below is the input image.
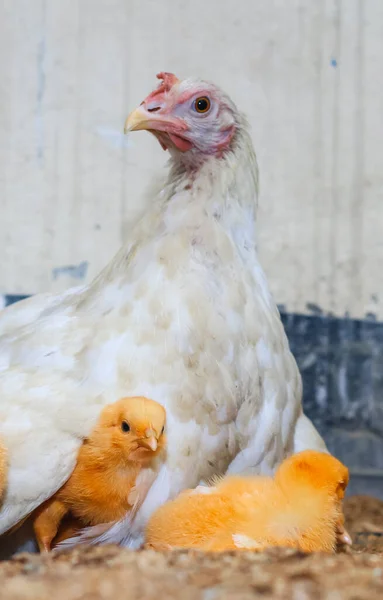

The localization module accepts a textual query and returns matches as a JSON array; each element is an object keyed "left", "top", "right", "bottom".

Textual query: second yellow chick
[
  {"left": 33, "top": 396, "right": 166, "bottom": 552},
  {"left": 145, "top": 450, "right": 349, "bottom": 553}
]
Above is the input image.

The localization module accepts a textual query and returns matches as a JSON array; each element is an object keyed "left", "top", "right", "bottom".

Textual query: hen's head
[{"left": 124, "top": 72, "right": 240, "bottom": 165}]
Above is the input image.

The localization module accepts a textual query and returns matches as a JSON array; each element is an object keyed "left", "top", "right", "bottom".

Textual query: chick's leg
[
  {"left": 53, "top": 516, "right": 83, "bottom": 548},
  {"left": 33, "top": 499, "right": 68, "bottom": 553},
  {"left": 335, "top": 510, "right": 352, "bottom": 547}
]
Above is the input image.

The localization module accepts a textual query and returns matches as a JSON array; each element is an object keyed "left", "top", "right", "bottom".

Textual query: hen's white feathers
[{"left": 0, "top": 86, "right": 326, "bottom": 542}]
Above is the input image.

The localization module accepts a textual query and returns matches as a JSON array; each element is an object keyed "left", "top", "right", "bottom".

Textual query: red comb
[
  {"left": 142, "top": 72, "right": 180, "bottom": 104},
  {"left": 156, "top": 72, "right": 180, "bottom": 89}
]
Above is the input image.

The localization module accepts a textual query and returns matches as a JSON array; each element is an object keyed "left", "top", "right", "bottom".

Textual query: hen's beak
[
  {"left": 124, "top": 106, "right": 191, "bottom": 153},
  {"left": 124, "top": 107, "right": 154, "bottom": 134},
  {"left": 138, "top": 429, "right": 158, "bottom": 452}
]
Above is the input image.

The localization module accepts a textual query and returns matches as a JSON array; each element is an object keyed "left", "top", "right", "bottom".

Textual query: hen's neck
[
  {"left": 165, "top": 126, "right": 259, "bottom": 219},
  {"left": 88, "top": 127, "right": 259, "bottom": 288}
]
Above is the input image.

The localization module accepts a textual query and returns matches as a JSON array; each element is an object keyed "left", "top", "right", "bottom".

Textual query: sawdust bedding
[{"left": 0, "top": 495, "right": 382, "bottom": 599}]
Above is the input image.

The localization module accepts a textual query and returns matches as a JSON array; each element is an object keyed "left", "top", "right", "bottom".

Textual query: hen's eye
[
  {"left": 194, "top": 97, "right": 211, "bottom": 113},
  {"left": 121, "top": 421, "right": 130, "bottom": 433}
]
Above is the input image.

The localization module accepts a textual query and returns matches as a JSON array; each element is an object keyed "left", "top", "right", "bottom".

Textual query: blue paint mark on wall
[
  {"left": 52, "top": 261, "right": 89, "bottom": 281},
  {"left": 95, "top": 126, "right": 133, "bottom": 149},
  {"left": 330, "top": 58, "right": 338, "bottom": 68}
]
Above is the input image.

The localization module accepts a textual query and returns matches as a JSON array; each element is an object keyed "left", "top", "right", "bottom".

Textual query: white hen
[{"left": 0, "top": 72, "right": 326, "bottom": 546}]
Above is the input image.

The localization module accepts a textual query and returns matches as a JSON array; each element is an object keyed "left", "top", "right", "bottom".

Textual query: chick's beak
[{"left": 138, "top": 430, "right": 158, "bottom": 452}]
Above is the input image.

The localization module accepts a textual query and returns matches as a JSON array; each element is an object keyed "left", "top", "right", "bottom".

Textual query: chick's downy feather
[
  {"left": 0, "top": 72, "right": 326, "bottom": 544},
  {"left": 145, "top": 451, "right": 349, "bottom": 553}
]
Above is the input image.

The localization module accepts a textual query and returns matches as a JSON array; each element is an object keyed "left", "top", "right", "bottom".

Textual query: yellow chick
[
  {"left": 33, "top": 396, "right": 166, "bottom": 552},
  {"left": 145, "top": 450, "right": 349, "bottom": 553}
]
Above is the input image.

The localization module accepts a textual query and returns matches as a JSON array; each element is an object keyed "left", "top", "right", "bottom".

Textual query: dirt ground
[{"left": 0, "top": 495, "right": 382, "bottom": 600}]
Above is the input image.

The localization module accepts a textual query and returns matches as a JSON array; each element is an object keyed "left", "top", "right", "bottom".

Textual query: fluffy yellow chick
[
  {"left": 145, "top": 450, "right": 349, "bottom": 553},
  {"left": 33, "top": 396, "right": 166, "bottom": 552}
]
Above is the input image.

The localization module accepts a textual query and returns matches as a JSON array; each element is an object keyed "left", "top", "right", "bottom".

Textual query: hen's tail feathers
[
  {"left": 53, "top": 520, "right": 122, "bottom": 551},
  {"left": 292, "top": 412, "right": 328, "bottom": 454},
  {"left": 54, "top": 494, "right": 142, "bottom": 551}
]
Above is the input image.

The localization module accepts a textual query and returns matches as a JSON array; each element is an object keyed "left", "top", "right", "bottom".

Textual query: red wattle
[{"left": 168, "top": 134, "right": 193, "bottom": 152}]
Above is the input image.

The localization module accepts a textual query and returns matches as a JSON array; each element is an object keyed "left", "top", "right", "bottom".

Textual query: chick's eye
[
  {"left": 161, "top": 426, "right": 165, "bottom": 435},
  {"left": 121, "top": 421, "right": 130, "bottom": 433},
  {"left": 194, "top": 96, "right": 211, "bottom": 114}
]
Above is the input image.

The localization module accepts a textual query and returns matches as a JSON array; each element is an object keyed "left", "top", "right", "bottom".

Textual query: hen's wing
[
  {"left": 0, "top": 286, "right": 109, "bottom": 534},
  {"left": 0, "top": 287, "right": 84, "bottom": 338},
  {"left": 0, "top": 367, "right": 99, "bottom": 534},
  {"left": 0, "top": 278, "right": 140, "bottom": 534}
]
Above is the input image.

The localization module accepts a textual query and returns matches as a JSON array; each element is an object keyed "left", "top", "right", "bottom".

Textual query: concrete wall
[{"left": 0, "top": 0, "right": 382, "bottom": 320}]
